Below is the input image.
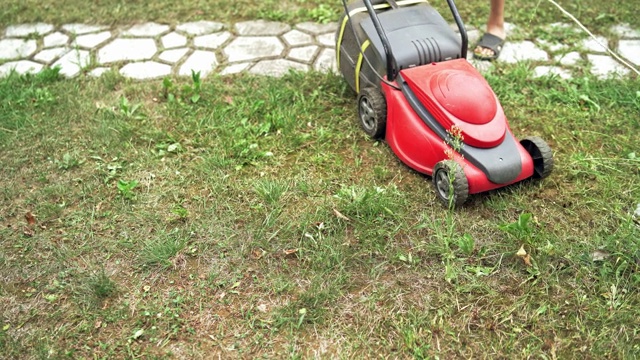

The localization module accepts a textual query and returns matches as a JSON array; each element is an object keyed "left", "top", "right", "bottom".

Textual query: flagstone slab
[
  {"left": 618, "top": 40, "right": 640, "bottom": 66},
  {"left": 0, "top": 60, "right": 43, "bottom": 77},
  {"left": 556, "top": 51, "right": 581, "bottom": 66},
  {"left": 235, "top": 20, "right": 290, "bottom": 36},
  {"left": 176, "top": 21, "right": 224, "bottom": 36},
  {"left": 62, "top": 24, "right": 108, "bottom": 35},
  {"left": 500, "top": 41, "right": 548, "bottom": 63},
  {"left": 282, "top": 30, "right": 314, "bottom": 47},
  {"left": 250, "top": 59, "right": 308, "bottom": 77},
  {"left": 5, "top": 23, "right": 54, "bottom": 37},
  {"left": 120, "top": 61, "right": 171, "bottom": 79},
  {"left": 587, "top": 54, "right": 630, "bottom": 78},
  {"left": 295, "top": 22, "right": 338, "bottom": 35},
  {"left": 98, "top": 38, "right": 158, "bottom": 63},
  {"left": 52, "top": 50, "right": 91, "bottom": 77},
  {"left": 0, "top": 39, "right": 37, "bottom": 60},
  {"left": 123, "top": 22, "right": 170, "bottom": 37},
  {"left": 610, "top": 24, "right": 640, "bottom": 39},
  {"left": 161, "top": 32, "right": 188, "bottom": 49},
  {"left": 537, "top": 39, "right": 568, "bottom": 53},
  {"left": 179, "top": 50, "right": 218, "bottom": 77},
  {"left": 224, "top": 37, "right": 284, "bottom": 63},
  {"left": 316, "top": 33, "right": 335, "bottom": 47},
  {"left": 159, "top": 48, "right": 189, "bottom": 64},
  {"left": 44, "top": 32, "right": 69, "bottom": 48},
  {"left": 89, "top": 67, "right": 110, "bottom": 77},
  {"left": 533, "top": 66, "right": 572, "bottom": 79},
  {"left": 34, "top": 47, "right": 69, "bottom": 63},
  {"left": 580, "top": 36, "right": 608, "bottom": 53},
  {"left": 220, "top": 63, "right": 251, "bottom": 75},
  {"left": 194, "top": 32, "right": 232, "bottom": 49},
  {"left": 75, "top": 31, "right": 112, "bottom": 49},
  {"left": 314, "top": 48, "right": 337, "bottom": 72},
  {"left": 288, "top": 46, "right": 319, "bottom": 63}
]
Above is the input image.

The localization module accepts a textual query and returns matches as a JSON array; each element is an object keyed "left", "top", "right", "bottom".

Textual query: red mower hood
[{"left": 400, "top": 59, "right": 507, "bottom": 148}]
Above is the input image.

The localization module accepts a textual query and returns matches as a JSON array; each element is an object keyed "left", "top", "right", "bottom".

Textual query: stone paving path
[{"left": 0, "top": 20, "right": 638, "bottom": 80}]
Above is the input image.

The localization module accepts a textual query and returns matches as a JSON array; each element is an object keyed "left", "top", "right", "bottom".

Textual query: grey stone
[
  {"left": 587, "top": 54, "right": 630, "bottom": 78},
  {"left": 98, "top": 38, "right": 157, "bottom": 64},
  {"left": 161, "top": 32, "right": 188, "bottom": 49},
  {"left": 179, "top": 50, "right": 218, "bottom": 77},
  {"left": 120, "top": 61, "right": 171, "bottom": 80},
  {"left": 610, "top": 24, "right": 640, "bottom": 39},
  {"left": 618, "top": 40, "right": 640, "bottom": 66},
  {"left": 545, "top": 22, "right": 574, "bottom": 31},
  {"left": 52, "top": 49, "right": 91, "bottom": 77},
  {"left": 123, "top": 22, "right": 170, "bottom": 37},
  {"left": 0, "top": 39, "right": 37, "bottom": 60},
  {"left": 499, "top": 41, "right": 548, "bottom": 63},
  {"left": 282, "top": 30, "right": 314, "bottom": 47},
  {"left": 634, "top": 203, "right": 640, "bottom": 218},
  {"left": 556, "top": 51, "right": 581, "bottom": 66},
  {"left": 288, "top": 46, "right": 319, "bottom": 63},
  {"left": 503, "top": 22, "right": 518, "bottom": 37},
  {"left": 159, "top": 48, "right": 189, "bottom": 64},
  {"left": 537, "top": 39, "right": 568, "bottom": 53},
  {"left": 249, "top": 59, "right": 308, "bottom": 77},
  {"left": 34, "top": 47, "right": 69, "bottom": 63},
  {"left": 224, "top": 37, "right": 284, "bottom": 63},
  {"left": 468, "top": 59, "right": 494, "bottom": 73},
  {"left": 5, "top": 23, "right": 54, "bottom": 37},
  {"left": 220, "top": 63, "right": 251, "bottom": 75},
  {"left": 89, "top": 67, "right": 111, "bottom": 77},
  {"left": 74, "top": 31, "right": 112, "bottom": 49},
  {"left": 317, "top": 33, "right": 335, "bottom": 47},
  {"left": 235, "top": 20, "right": 290, "bottom": 36},
  {"left": 62, "top": 24, "right": 108, "bottom": 35},
  {"left": 533, "top": 66, "right": 572, "bottom": 79},
  {"left": 176, "top": 21, "right": 224, "bottom": 36},
  {"left": 44, "top": 32, "right": 69, "bottom": 48},
  {"left": 580, "top": 35, "right": 608, "bottom": 53},
  {"left": 314, "top": 48, "right": 337, "bottom": 73},
  {"left": 0, "top": 60, "right": 43, "bottom": 77},
  {"left": 194, "top": 32, "right": 232, "bottom": 49},
  {"left": 295, "top": 22, "right": 338, "bottom": 35}
]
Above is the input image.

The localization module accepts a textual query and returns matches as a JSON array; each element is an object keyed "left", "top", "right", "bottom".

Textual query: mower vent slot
[{"left": 411, "top": 38, "right": 442, "bottom": 65}]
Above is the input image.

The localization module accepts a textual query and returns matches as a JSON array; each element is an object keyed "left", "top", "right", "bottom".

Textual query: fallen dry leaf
[
  {"left": 283, "top": 248, "right": 298, "bottom": 257},
  {"left": 333, "top": 208, "right": 351, "bottom": 221},
  {"left": 23, "top": 227, "right": 34, "bottom": 237},
  {"left": 591, "top": 250, "right": 610, "bottom": 262},
  {"left": 516, "top": 245, "right": 527, "bottom": 257},
  {"left": 522, "top": 254, "right": 533, "bottom": 267},
  {"left": 25, "top": 212, "right": 36, "bottom": 226},
  {"left": 251, "top": 248, "right": 266, "bottom": 260}
]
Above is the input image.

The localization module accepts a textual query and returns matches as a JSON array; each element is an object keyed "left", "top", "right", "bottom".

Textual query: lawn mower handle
[{"left": 360, "top": 0, "right": 469, "bottom": 81}]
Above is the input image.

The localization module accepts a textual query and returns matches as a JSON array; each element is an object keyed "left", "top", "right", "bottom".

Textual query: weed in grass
[
  {"left": 116, "top": 179, "right": 138, "bottom": 200},
  {"left": 161, "top": 71, "right": 203, "bottom": 104},
  {"left": 86, "top": 269, "right": 118, "bottom": 303},
  {"left": 55, "top": 152, "right": 82, "bottom": 170},
  {"left": 118, "top": 96, "right": 144, "bottom": 119},
  {"left": 140, "top": 233, "right": 187, "bottom": 269}
]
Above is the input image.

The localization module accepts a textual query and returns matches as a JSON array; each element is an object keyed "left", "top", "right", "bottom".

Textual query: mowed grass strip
[{"left": 0, "top": 63, "right": 638, "bottom": 358}]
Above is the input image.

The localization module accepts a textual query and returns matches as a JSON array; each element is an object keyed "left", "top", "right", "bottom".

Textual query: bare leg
[{"left": 474, "top": 0, "right": 506, "bottom": 58}]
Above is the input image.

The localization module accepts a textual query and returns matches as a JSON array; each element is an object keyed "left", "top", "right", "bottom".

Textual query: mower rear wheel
[
  {"left": 520, "top": 136, "right": 554, "bottom": 179},
  {"left": 357, "top": 87, "right": 387, "bottom": 139},
  {"left": 433, "top": 160, "right": 469, "bottom": 208}
]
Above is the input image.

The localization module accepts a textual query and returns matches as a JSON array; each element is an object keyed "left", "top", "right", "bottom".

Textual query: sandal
[{"left": 473, "top": 32, "right": 505, "bottom": 61}]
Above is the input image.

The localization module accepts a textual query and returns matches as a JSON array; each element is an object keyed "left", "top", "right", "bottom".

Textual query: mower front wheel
[
  {"left": 432, "top": 160, "right": 469, "bottom": 208},
  {"left": 520, "top": 136, "right": 554, "bottom": 179},
  {"left": 357, "top": 87, "right": 387, "bottom": 139}
]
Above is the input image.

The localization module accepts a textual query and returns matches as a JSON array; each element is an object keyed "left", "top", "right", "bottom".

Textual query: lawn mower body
[{"left": 336, "top": 0, "right": 552, "bottom": 205}]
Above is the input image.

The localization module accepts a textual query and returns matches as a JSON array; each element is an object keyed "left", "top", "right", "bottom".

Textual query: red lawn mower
[{"left": 336, "top": 0, "right": 553, "bottom": 206}]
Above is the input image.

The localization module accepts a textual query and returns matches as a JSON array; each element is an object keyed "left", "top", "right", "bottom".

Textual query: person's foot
[{"left": 473, "top": 31, "right": 505, "bottom": 60}]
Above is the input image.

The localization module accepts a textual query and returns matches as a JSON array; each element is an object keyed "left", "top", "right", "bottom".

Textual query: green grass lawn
[
  {"left": 1, "top": 0, "right": 639, "bottom": 358},
  {"left": 1, "top": 64, "right": 638, "bottom": 358}
]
